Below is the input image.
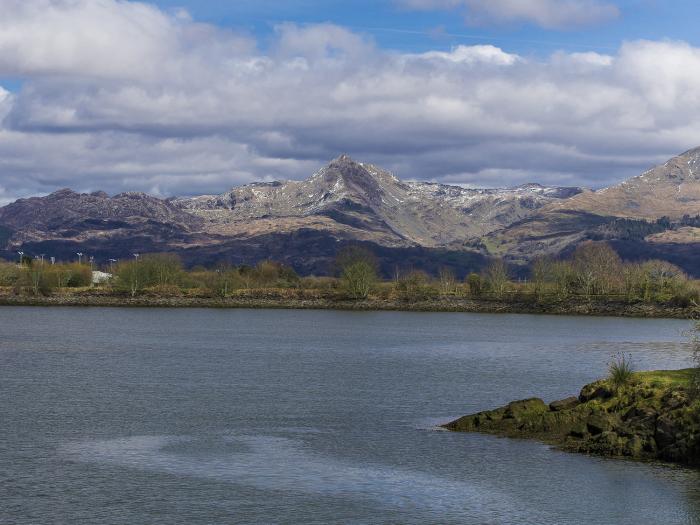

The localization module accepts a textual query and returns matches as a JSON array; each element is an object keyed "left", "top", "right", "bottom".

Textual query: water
[{"left": 1, "top": 307, "right": 699, "bottom": 524}]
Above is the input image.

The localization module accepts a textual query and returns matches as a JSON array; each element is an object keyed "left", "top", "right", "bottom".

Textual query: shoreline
[
  {"left": 0, "top": 294, "right": 697, "bottom": 319},
  {"left": 443, "top": 370, "right": 700, "bottom": 468}
]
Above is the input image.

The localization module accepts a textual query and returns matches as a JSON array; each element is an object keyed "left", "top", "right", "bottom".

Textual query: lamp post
[
  {"left": 89, "top": 256, "right": 94, "bottom": 271},
  {"left": 17, "top": 251, "right": 24, "bottom": 265},
  {"left": 133, "top": 253, "right": 140, "bottom": 262},
  {"left": 109, "top": 259, "right": 117, "bottom": 273},
  {"left": 39, "top": 254, "right": 45, "bottom": 266},
  {"left": 50, "top": 257, "right": 55, "bottom": 265},
  {"left": 77, "top": 252, "right": 83, "bottom": 265}
]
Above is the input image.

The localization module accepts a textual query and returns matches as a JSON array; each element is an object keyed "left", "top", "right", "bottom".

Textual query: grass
[
  {"left": 634, "top": 368, "right": 695, "bottom": 389},
  {"left": 608, "top": 352, "right": 635, "bottom": 388}
]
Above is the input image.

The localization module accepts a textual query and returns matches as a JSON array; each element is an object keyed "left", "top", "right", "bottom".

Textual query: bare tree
[
  {"left": 115, "top": 260, "right": 142, "bottom": 297},
  {"left": 572, "top": 242, "right": 623, "bottom": 297},
  {"left": 438, "top": 267, "right": 457, "bottom": 295},
  {"left": 531, "top": 256, "right": 553, "bottom": 299},
  {"left": 484, "top": 259, "right": 510, "bottom": 299}
]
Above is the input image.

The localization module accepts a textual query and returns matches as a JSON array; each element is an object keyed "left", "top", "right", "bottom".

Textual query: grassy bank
[
  {"left": 444, "top": 369, "right": 700, "bottom": 467},
  {"left": 0, "top": 289, "right": 697, "bottom": 319}
]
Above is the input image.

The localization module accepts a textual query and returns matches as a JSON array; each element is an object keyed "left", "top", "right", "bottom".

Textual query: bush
[
  {"left": 336, "top": 246, "right": 378, "bottom": 299},
  {"left": 342, "top": 261, "right": 376, "bottom": 299},
  {"left": 0, "top": 261, "right": 20, "bottom": 286},
  {"left": 608, "top": 353, "right": 635, "bottom": 389},
  {"left": 692, "top": 323, "right": 700, "bottom": 397},
  {"left": 466, "top": 273, "right": 482, "bottom": 297},
  {"left": 394, "top": 270, "right": 438, "bottom": 300},
  {"left": 13, "top": 266, "right": 54, "bottom": 296}
]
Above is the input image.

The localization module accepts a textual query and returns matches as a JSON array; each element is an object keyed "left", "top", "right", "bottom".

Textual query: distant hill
[{"left": 1, "top": 151, "right": 699, "bottom": 276}]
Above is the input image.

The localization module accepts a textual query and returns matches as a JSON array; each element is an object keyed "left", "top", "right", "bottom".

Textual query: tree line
[{"left": 0, "top": 242, "right": 697, "bottom": 306}]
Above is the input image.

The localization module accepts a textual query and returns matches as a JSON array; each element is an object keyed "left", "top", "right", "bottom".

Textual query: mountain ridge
[{"left": 1, "top": 151, "right": 699, "bottom": 276}]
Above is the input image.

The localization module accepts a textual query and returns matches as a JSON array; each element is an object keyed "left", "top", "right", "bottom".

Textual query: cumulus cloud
[
  {"left": 0, "top": 0, "right": 699, "bottom": 202},
  {"left": 397, "top": 0, "right": 620, "bottom": 29},
  {"left": 413, "top": 45, "right": 520, "bottom": 65}
]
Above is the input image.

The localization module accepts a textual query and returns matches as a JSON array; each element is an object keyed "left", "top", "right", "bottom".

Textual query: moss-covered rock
[{"left": 443, "top": 369, "right": 700, "bottom": 467}]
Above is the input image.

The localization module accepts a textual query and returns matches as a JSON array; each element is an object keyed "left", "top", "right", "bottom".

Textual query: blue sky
[
  {"left": 148, "top": 0, "right": 700, "bottom": 55},
  {"left": 1, "top": 0, "right": 700, "bottom": 202}
]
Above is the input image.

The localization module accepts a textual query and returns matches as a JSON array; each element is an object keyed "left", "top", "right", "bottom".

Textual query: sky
[{"left": 1, "top": 0, "right": 700, "bottom": 204}]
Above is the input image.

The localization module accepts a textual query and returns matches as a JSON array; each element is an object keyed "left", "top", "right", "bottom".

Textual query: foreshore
[
  {"left": 0, "top": 292, "right": 697, "bottom": 319},
  {"left": 443, "top": 370, "right": 700, "bottom": 468}
]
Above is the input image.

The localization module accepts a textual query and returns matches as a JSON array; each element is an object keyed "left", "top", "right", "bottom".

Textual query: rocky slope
[
  {"left": 0, "top": 188, "right": 202, "bottom": 244},
  {"left": 550, "top": 146, "right": 700, "bottom": 219},
  {"left": 175, "top": 155, "right": 581, "bottom": 247},
  {"left": 444, "top": 369, "right": 700, "bottom": 467},
  {"left": 482, "top": 147, "right": 700, "bottom": 271},
  {"left": 1, "top": 149, "right": 700, "bottom": 274}
]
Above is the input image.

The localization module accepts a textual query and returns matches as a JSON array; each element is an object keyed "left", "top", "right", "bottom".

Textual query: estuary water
[{"left": 1, "top": 307, "right": 699, "bottom": 524}]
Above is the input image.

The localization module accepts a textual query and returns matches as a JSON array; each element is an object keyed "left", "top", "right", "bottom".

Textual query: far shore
[{"left": 0, "top": 293, "right": 697, "bottom": 319}]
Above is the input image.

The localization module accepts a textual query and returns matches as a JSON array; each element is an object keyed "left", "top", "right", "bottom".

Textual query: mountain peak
[
  {"left": 319, "top": 155, "right": 388, "bottom": 199},
  {"left": 550, "top": 146, "right": 700, "bottom": 218},
  {"left": 331, "top": 154, "right": 357, "bottom": 165}
]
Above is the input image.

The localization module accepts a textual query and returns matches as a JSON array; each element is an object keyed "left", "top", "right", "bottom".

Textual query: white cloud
[
  {"left": 414, "top": 45, "right": 520, "bottom": 65},
  {"left": 0, "top": 0, "right": 253, "bottom": 81},
  {"left": 397, "top": 0, "right": 620, "bottom": 29},
  {"left": 0, "top": 0, "right": 698, "bottom": 203}
]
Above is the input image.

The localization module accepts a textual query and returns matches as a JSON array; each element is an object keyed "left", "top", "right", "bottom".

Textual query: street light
[
  {"left": 89, "top": 256, "right": 94, "bottom": 270},
  {"left": 39, "top": 254, "right": 45, "bottom": 266},
  {"left": 77, "top": 252, "right": 83, "bottom": 265},
  {"left": 108, "top": 258, "right": 118, "bottom": 273},
  {"left": 133, "top": 253, "right": 140, "bottom": 262},
  {"left": 50, "top": 257, "right": 56, "bottom": 265},
  {"left": 17, "top": 251, "right": 24, "bottom": 265}
]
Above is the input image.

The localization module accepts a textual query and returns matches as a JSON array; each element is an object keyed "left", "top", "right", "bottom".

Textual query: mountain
[
  {"left": 1, "top": 151, "right": 699, "bottom": 276},
  {"left": 548, "top": 146, "right": 700, "bottom": 219},
  {"left": 482, "top": 147, "right": 700, "bottom": 273},
  {"left": 175, "top": 155, "right": 582, "bottom": 247}
]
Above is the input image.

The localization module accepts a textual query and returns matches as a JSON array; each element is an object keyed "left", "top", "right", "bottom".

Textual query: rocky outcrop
[{"left": 444, "top": 370, "right": 700, "bottom": 467}]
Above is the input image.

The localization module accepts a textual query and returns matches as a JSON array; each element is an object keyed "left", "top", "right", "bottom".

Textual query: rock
[
  {"left": 623, "top": 405, "right": 657, "bottom": 421},
  {"left": 503, "top": 398, "right": 548, "bottom": 419},
  {"left": 655, "top": 415, "right": 679, "bottom": 450},
  {"left": 624, "top": 435, "right": 644, "bottom": 457},
  {"left": 549, "top": 397, "right": 580, "bottom": 412},
  {"left": 569, "top": 421, "right": 588, "bottom": 438},
  {"left": 586, "top": 414, "right": 613, "bottom": 435},
  {"left": 579, "top": 382, "right": 613, "bottom": 402},
  {"left": 444, "top": 370, "right": 700, "bottom": 467},
  {"left": 661, "top": 390, "right": 689, "bottom": 410}
]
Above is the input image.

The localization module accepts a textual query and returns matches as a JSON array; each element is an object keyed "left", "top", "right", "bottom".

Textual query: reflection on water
[
  {"left": 2, "top": 307, "right": 700, "bottom": 524},
  {"left": 63, "top": 434, "right": 554, "bottom": 523}
]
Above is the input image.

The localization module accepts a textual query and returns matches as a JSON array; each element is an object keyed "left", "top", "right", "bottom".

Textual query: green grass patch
[{"left": 634, "top": 369, "right": 695, "bottom": 388}]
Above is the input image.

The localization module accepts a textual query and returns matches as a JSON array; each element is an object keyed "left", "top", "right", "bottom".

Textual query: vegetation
[
  {"left": 693, "top": 323, "right": 700, "bottom": 396},
  {"left": 608, "top": 353, "right": 635, "bottom": 389},
  {"left": 444, "top": 368, "right": 700, "bottom": 466},
  {"left": 0, "top": 242, "right": 697, "bottom": 313},
  {"left": 335, "top": 246, "right": 378, "bottom": 299}
]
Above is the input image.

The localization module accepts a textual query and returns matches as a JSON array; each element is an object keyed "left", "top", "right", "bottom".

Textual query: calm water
[{"left": 1, "top": 307, "right": 699, "bottom": 524}]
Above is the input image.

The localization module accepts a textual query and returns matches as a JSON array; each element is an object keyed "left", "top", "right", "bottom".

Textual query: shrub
[
  {"left": 692, "top": 323, "right": 700, "bottom": 397},
  {"left": 608, "top": 352, "right": 635, "bottom": 389},
  {"left": 0, "top": 261, "right": 20, "bottom": 286},
  {"left": 342, "top": 261, "right": 376, "bottom": 299},
  {"left": 394, "top": 270, "right": 438, "bottom": 300},
  {"left": 336, "top": 246, "right": 378, "bottom": 300},
  {"left": 466, "top": 273, "right": 482, "bottom": 297}
]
